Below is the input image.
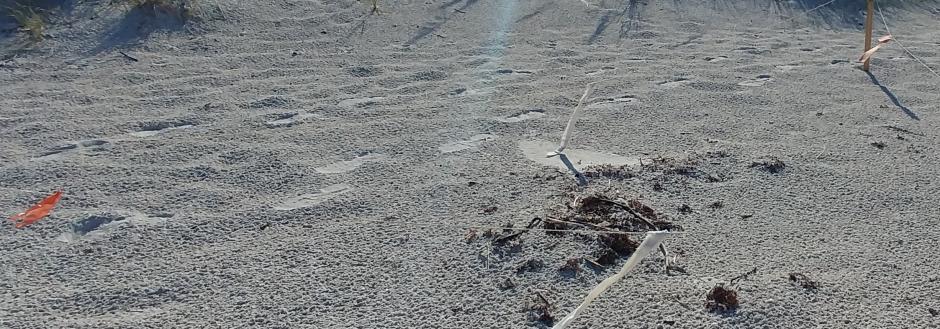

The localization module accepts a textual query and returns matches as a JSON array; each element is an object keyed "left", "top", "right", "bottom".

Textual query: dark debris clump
[
  {"left": 705, "top": 283, "right": 739, "bottom": 313},
  {"left": 788, "top": 272, "right": 819, "bottom": 290},
  {"left": 750, "top": 156, "right": 786, "bottom": 174}
]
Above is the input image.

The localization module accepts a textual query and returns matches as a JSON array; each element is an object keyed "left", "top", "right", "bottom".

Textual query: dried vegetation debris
[
  {"left": 525, "top": 292, "right": 556, "bottom": 326},
  {"left": 705, "top": 284, "right": 739, "bottom": 312},
  {"left": 750, "top": 156, "right": 786, "bottom": 173},
  {"left": 640, "top": 154, "right": 729, "bottom": 183},
  {"left": 706, "top": 268, "right": 757, "bottom": 313},
  {"left": 788, "top": 272, "right": 819, "bottom": 290},
  {"left": 547, "top": 191, "right": 679, "bottom": 233},
  {"left": 581, "top": 164, "right": 635, "bottom": 180},
  {"left": 543, "top": 189, "right": 681, "bottom": 269}
]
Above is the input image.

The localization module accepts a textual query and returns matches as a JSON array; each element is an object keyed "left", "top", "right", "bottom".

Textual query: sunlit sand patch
[{"left": 518, "top": 139, "right": 642, "bottom": 170}]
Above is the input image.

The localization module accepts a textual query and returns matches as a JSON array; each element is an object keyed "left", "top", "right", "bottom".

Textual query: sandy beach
[{"left": 2, "top": 0, "right": 940, "bottom": 327}]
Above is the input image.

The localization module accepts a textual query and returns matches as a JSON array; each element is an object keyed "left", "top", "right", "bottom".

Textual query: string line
[{"left": 876, "top": 4, "right": 940, "bottom": 79}]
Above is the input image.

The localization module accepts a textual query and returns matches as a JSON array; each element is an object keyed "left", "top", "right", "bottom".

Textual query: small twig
[
  {"left": 729, "top": 267, "right": 758, "bottom": 286},
  {"left": 544, "top": 217, "right": 613, "bottom": 232},
  {"left": 119, "top": 51, "right": 139, "bottom": 62},
  {"left": 454, "top": 9, "right": 466, "bottom": 13},
  {"left": 536, "top": 291, "right": 552, "bottom": 306},
  {"left": 584, "top": 258, "right": 604, "bottom": 269},
  {"left": 492, "top": 217, "right": 541, "bottom": 244},
  {"left": 601, "top": 197, "right": 672, "bottom": 269},
  {"left": 673, "top": 295, "right": 693, "bottom": 311},
  {"left": 608, "top": 198, "right": 658, "bottom": 230}
]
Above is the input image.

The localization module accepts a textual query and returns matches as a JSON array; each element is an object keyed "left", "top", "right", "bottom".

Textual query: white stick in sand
[
  {"left": 551, "top": 231, "right": 670, "bottom": 329},
  {"left": 546, "top": 83, "right": 595, "bottom": 158}
]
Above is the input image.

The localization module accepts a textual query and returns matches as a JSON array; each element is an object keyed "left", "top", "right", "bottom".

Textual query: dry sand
[{"left": 2, "top": 0, "right": 940, "bottom": 328}]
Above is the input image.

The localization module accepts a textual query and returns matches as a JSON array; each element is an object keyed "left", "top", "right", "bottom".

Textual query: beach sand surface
[{"left": 1, "top": 0, "right": 939, "bottom": 328}]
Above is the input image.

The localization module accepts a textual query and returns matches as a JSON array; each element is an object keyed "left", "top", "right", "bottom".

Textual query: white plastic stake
[
  {"left": 552, "top": 231, "right": 670, "bottom": 329},
  {"left": 547, "top": 83, "right": 595, "bottom": 157}
]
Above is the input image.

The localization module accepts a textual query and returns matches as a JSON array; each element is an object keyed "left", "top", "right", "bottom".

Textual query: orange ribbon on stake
[
  {"left": 859, "top": 35, "right": 893, "bottom": 63},
  {"left": 9, "top": 190, "right": 62, "bottom": 229}
]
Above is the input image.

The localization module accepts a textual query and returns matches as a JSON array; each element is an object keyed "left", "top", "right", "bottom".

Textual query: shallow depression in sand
[{"left": 518, "top": 139, "right": 642, "bottom": 170}]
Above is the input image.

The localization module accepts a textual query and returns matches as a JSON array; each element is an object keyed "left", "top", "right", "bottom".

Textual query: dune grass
[
  {"left": 2, "top": 0, "right": 55, "bottom": 42},
  {"left": 2, "top": 0, "right": 205, "bottom": 43},
  {"left": 7, "top": 3, "right": 44, "bottom": 41}
]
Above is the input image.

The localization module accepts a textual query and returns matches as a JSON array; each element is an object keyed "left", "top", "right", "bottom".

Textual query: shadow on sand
[
  {"left": 865, "top": 71, "right": 919, "bottom": 121},
  {"left": 88, "top": 6, "right": 187, "bottom": 55},
  {"left": 558, "top": 154, "right": 588, "bottom": 186},
  {"left": 407, "top": 0, "right": 481, "bottom": 45},
  {"left": 587, "top": 0, "right": 643, "bottom": 43}
]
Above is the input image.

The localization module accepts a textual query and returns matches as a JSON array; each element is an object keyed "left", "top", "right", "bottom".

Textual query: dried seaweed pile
[{"left": 544, "top": 190, "right": 681, "bottom": 267}]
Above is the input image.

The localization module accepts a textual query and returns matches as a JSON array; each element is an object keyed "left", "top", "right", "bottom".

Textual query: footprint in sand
[
  {"left": 775, "top": 65, "right": 800, "bottom": 72},
  {"left": 315, "top": 152, "right": 387, "bottom": 174},
  {"left": 733, "top": 46, "right": 770, "bottom": 55},
  {"left": 657, "top": 77, "right": 691, "bottom": 88},
  {"left": 265, "top": 112, "right": 319, "bottom": 128},
  {"left": 497, "top": 110, "right": 545, "bottom": 123},
  {"left": 495, "top": 68, "right": 533, "bottom": 75},
  {"left": 57, "top": 212, "right": 168, "bottom": 243},
  {"left": 738, "top": 75, "right": 772, "bottom": 87},
  {"left": 274, "top": 183, "right": 354, "bottom": 210},
  {"left": 594, "top": 96, "right": 638, "bottom": 106},
  {"left": 248, "top": 95, "right": 292, "bottom": 109},
  {"left": 38, "top": 139, "right": 110, "bottom": 159},
  {"left": 586, "top": 66, "right": 617, "bottom": 76},
  {"left": 130, "top": 120, "right": 195, "bottom": 137},
  {"left": 40, "top": 143, "right": 79, "bottom": 157},
  {"left": 338, "top": 96, "right": 385, "bottom": 108},
  {"left": 56, "top": 213, "right": 127, "bottom": 242},
  {"left": 439, "top": 134, "right": 497, "bottom": 153}
]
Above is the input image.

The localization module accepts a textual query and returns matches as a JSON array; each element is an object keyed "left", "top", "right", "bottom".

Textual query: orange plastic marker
[{"left": 10, "top": 190, "right": 62, "bottom": 229}]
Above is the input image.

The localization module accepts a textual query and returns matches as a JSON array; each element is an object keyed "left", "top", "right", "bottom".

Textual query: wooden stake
[{"left": 863, "top": 0, "right": 875, "bottom": 71}]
